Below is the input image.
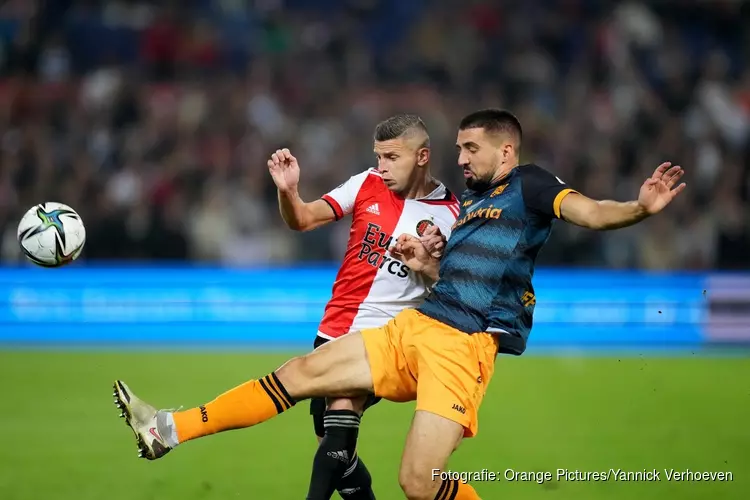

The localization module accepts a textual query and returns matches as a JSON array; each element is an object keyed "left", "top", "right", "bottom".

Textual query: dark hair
[
  {"left": 459, "top": 108, "right": 522, "bottom": 145},
  {"left": 374, "top": 114, "right": 430, "bottom": 147}
]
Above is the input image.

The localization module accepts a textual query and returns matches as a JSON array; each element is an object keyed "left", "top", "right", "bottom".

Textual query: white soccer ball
[{"left": 17, "top": 202, "right": 86, "bottom": 267}]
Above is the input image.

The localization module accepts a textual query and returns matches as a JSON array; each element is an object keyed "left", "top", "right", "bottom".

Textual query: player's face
[
  {"left": 374, "top": 138, "right": 429, "bottom": 194},
  {"left": 456, "top": 128, "right": 515, "bottom": 191}
]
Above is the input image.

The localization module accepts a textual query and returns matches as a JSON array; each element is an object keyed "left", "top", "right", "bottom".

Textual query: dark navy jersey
[{"left": 417, "top": 164, "right": 576, "bottom": 355}]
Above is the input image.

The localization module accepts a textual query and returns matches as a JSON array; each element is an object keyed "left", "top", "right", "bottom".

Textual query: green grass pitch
[{"left": 0, "top": 350, "right": 748, "bottom": 499}]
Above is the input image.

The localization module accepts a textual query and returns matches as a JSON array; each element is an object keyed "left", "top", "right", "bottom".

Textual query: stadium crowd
[{"left": 0, "top": 0, "right": 748, "bottom": 269}]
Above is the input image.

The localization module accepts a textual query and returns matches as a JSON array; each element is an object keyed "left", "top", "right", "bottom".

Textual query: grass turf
[{"left": 0, "top": 351, "right": 748, "bottom": 499}]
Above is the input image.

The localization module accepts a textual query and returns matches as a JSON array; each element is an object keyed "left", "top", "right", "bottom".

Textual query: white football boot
[{"left": 113, "top": 380, "right": 174, "bottom": 460}]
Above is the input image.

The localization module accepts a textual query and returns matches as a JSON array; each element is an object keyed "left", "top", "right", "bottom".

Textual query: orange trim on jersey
[
  {"left": 553, "top": 189, "right": 577, "bottom": 219},
  {"left": 321, "top": 194, "right": 344, "bottom": 220}
]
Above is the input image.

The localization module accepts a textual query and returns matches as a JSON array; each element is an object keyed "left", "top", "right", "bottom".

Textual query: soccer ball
[{"left": 17, "top": 202, "right": 86, "bottom": 267}]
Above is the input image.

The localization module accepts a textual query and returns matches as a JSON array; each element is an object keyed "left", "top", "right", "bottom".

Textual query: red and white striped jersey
[{"left": 318, "top": 168, "right": 460, "bottom": 339}]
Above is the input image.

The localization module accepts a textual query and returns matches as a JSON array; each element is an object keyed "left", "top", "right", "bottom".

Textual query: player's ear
[
  {"left": 416, "top": 147, "right": 430, "bottom": 167},
  {"left": 502, "top": 142, "right": 515, "bottom": 162}
]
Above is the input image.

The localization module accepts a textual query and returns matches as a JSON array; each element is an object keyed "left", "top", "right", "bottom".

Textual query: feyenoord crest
[{"left": 416, "top": 219, "right": 435, "bottom": 237}]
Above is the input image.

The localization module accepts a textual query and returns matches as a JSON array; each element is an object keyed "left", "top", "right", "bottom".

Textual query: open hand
[{"left": 638, "top": 162, "right": 686, "bottom": 215}]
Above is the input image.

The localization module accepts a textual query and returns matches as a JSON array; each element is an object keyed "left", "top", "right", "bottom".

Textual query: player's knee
[
  {"left": 276, "top": 354, "right": 324, "bottom": 397},
  {"left": 398, "top": 477, "right": 437, "bottom": 500},
  {"left": 297, "top": 352, "right": 328, "bottom": 379},
  {"left": 277, "top": 332, "right": 372, "bottom": 400},
  {"left": 399, "top": 467, "right": 440, "bottom": 500}
]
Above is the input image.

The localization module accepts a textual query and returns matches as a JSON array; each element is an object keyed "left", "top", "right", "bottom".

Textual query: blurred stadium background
[{"left": 0, "top": 0, "right": 748, "bottom": 499}]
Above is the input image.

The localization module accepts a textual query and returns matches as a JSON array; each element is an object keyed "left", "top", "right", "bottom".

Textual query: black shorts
[{"left": 310, "top": 334, "right": 381, "bottom": 437}]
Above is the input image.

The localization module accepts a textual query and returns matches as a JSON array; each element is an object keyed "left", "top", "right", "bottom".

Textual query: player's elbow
[
  {"left": 584, "top": 216, "right": 608, "bottom": 231},
  {"left": 284, "top": 219, "right": 309, "bottom": 231},
  {"left": 563, "top": 197, "right": 607, "bottom": 230},
  {"left": 584, "top": 212, "right": 623, "bottom": 231},
  {"left": 282, "top": 212, "right": 314, "bottom": 232},
  {"left": 568, "top": 206, "right": 608, "bottom": 230},
  {"left": 294, "top": 221, "right": 321, "bottom": 232}
]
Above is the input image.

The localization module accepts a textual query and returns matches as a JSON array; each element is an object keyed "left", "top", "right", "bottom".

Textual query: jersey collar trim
[
  {"left": 472, "top": 168, "right": 518, "bottom": 196},
  {"left": 417, "top": 182, "right": 448, "bottom": 201}
]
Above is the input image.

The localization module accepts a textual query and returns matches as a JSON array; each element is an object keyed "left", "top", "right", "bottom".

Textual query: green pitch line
[{"left": 0, "top": 352, "right": 747, "bottom": 499}]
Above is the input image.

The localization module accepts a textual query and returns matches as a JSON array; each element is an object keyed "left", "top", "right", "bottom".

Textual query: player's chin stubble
[{"left": 465, "top": 174, "right": 493, "bottom": 192}]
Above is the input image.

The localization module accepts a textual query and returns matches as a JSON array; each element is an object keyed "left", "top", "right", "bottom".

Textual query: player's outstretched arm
[
  {"left": 268, "top": 148, "right": 337, "bottom": 231},
  {"left": 560, "top": 162, "right": 686, "bottom": 230}
]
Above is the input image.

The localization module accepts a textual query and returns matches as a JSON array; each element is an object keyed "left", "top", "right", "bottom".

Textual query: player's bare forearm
[
  {"left": 561, "top": 163, "right": 685, "bottom": 230},
  {"left": 561, "top": 194, "right": 649, "bottom": 230},
  {"left": 421, "top": 258, "right": 440, "bottom": 282},
  {"left": 418, "top": 256, "right": 440, "bottom": 285},
  {"left": 587, "top": 200, "right": 649, "bottom": 230},
  {"left": 277, "top": 188, "right": 309, "bottom": 231},
  {"left": 278, "top": 189, "right": 337, "bottom": 231}
]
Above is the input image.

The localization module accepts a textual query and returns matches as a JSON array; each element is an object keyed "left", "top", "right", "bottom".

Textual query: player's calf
[
  {"left": 399, "top": 411, "right": 480, "bottom": 500},
  {"left": 112, "top": 332, "right": 375, "bottom": 459},
  {"left": 337, "top": 458, "right": 375, "bottom": 499}
]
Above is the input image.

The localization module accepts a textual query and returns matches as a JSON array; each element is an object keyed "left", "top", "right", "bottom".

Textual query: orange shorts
[{"left": 360, "top": 308, "right": 499, "bottom": 437}]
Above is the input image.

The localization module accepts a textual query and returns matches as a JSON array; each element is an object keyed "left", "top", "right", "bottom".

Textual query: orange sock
[
  {"left": 173, "top": 372, "right": 295, "bottom": 444},
  {"left": 435, "top": 479, "right": 481, "bottom": 500}
]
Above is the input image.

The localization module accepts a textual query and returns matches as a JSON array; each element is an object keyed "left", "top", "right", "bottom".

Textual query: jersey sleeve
[
  {"left": 520, "top": 164, "right": 578, "bottom": 219},
  {"left": 320, "top": 170, "right": 371, "bottom": 220}
]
